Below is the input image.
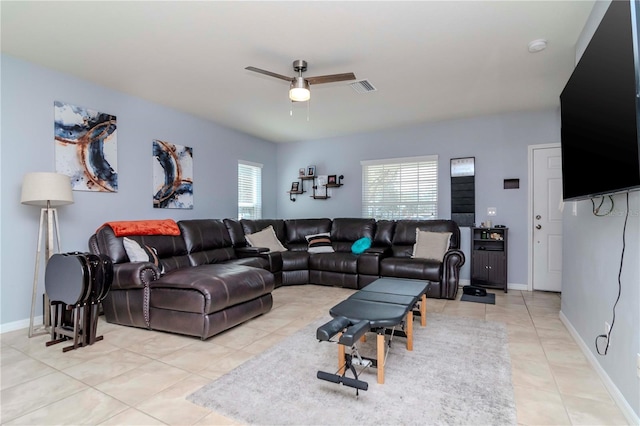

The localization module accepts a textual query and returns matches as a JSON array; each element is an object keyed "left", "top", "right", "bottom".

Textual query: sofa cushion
[
  {"left": 309, "top": 252, "right": 358, "bottom": 274},
  {"left": 223, "top": 218, "right": 247, "bottom": 248},
  {"left": 224, "top": 257, "right": 270, "bottom": 269},
  {"left": 379, "top": 257, "right": 442, "bottom": 282},
  {"left": 330, "top": 218, "right": 376, "bottom": 242},
  {"left": 241, "top": 219, "right": 286, "bottom": 244},
  {"left": 284, "top": 219, "right": 332, "bottom": 245},
  {"left": 412, "top": 230, "right": 452, "bottom": 262},
  {"left": 328, "top": 218, "right": 376, "bottom": 252},
  {"left": 178, "top": 219, "right": 237, "bottom": 266},
  {"left": 150, "top": 264, "right": 274, "bottom": 314},
  {"left": 245, "top": 225, "right": 287, "bottom": 253},
  {"left": 281, "top": 251, "right": 309, "bottom": 271},
  {"left": 306, "top": 232, "right": 335, "bottom": 253},
  {"left": 93, "top": 224, "right": 190, "bottom": 274},
  {"left": 391, "top": 220, "right": 460, "bottom": 257},
  {"left": 373, "top": 220, "right": 396, "bottom": 246}
]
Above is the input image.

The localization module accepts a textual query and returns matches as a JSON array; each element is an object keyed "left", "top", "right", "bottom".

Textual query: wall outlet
[
  {"left": 605, "top": 322, "right": 611, "bottom": 346},
  {"left": 487, "top": 207, "right": 497, "bottom": 216}
]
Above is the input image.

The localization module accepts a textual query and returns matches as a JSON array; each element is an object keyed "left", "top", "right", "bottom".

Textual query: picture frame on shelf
[
  {"left": 291, "top": 181, "right": 300, "bottom": 192},
  {"left": 299, "top": 168, "right": 306, "bottom": 177},
  {"left": 327, "top": 175, "right": 337, "bottom": 185},
  {"left": 307, "top": 165, "right": 316, "bottom": 177},
  {"left": 315, "top": 175, "right": 327, "bottom": 197}
]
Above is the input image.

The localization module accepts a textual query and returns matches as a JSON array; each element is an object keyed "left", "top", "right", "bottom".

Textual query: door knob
[
  {"left": 536, "top": 224, "right": 542, "bottom": 230},
  {"left": 535, "top": 215, "right": 541, "bottom": 220}
]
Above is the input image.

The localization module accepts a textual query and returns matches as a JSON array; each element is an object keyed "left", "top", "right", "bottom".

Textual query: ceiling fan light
[{"left": 289, "top": 77, "right": 310, "bottom": 102}]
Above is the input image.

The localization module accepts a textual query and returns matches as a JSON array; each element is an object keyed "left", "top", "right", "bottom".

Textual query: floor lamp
[{"left": 21, "top": 172, "right": 74, "bottom": 338}]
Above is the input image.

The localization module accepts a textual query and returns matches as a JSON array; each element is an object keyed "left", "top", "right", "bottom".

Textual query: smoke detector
[{"left": 528, "top": 39, "right": 547, "bottom": 53}]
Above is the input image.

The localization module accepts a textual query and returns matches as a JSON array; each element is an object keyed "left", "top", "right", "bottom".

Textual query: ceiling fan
[{"left": 245, "top": 60, "right": 356, "bottom": 102}]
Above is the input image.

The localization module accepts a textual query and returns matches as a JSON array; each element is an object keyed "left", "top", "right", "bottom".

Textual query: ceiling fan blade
[
  {"left": 306, "top": 72, "right": 357, "bottom": 85},
  {"left": 245, "top": 66, "right": 293, "bottom": 82}
]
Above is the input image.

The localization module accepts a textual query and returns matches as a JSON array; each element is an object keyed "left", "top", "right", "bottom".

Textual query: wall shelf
[
  {"left": 288, "top": 171, "right": 344, "bottom": 201},
  {"left": 287, "top": 188, "right": 305, "bottom": 201}
]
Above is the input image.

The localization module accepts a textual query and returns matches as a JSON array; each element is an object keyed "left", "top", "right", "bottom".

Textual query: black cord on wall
[
  {"left": 594, "top": 192, "right": 628, "bottom": 356},
  {"left": 591, "top": 195, "right": 615, "bottom": 216}
]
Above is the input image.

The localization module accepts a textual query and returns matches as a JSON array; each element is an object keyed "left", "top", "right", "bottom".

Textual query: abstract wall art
[
  {"left": 153, "top": 140, "right": 193, "bottom": 209},
  {"left": 54, "top": 101, "right": 118, "bottom": 192}
]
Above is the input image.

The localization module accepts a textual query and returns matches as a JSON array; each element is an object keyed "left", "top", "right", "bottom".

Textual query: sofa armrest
[
  {"left": 440, "top": 249, "right": 466, "bottom": 299},
  {"left": 111, "top": 262, "right": 160, "bottom": 291},
  {"left": 364, "top": 246, "right": 391, "bottom": 256},
  {"left": 235, "top": 247, "right": 283, "bottom": 273},
  {"left": 236, "top": 246, "right": 270, "bottom": 254}
]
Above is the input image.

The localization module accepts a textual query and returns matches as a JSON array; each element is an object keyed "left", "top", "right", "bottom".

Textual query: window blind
[
  {"left": 238, "top": 161, "right": 262, "bottom": 220},
  {"left": 361, "top": 155, "right": 438, "bottom": 220}
]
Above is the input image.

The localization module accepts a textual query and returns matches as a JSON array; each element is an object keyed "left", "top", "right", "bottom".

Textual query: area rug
[
  {"left": 188, "top": 313, "right": 516, "bottom": 425},
  {"left": 461, "top": 293, "right": 496, "bottom": 304}
]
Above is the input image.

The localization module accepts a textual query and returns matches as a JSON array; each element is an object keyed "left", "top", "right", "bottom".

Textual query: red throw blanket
[{"left": 102, "top": 219, "right": 181, "bottom": 237}]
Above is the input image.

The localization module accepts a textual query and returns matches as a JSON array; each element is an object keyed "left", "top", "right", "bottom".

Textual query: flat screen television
[{"left": 560, "top": 0, "right": 640, "bottom": 201}]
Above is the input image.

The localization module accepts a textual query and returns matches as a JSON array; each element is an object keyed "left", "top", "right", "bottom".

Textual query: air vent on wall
[{"left": 350, "top": 80, "right": 377, "bottom": 93}]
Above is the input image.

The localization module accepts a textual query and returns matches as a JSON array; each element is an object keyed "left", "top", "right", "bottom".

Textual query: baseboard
[
  {"left": 0, "top": 316, "right": 40, "bottom": 334},
  {"left": 559, "top": 311, "right": 640, "bottom": 425},
  {"left": 508, "top": 282, "right": 528, "bottom": 291}
]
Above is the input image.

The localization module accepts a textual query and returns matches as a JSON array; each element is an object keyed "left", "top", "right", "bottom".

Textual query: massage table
[{"left": 316, "top": 278, "right": 430, "bottom": 393}]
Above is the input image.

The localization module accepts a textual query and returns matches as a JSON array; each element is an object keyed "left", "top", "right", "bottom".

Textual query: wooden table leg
[
  {"left": 406, "top": 311, "right": 414, "bottom": 351},
  {"left": 420, "top": 294, "right": 427, "bottom": 327},
  {"left": 377, "top": 333, "right": 385, "bottom": 384},
  {"left": 338, "top": 332, "right": 345, "bottom": 375}
]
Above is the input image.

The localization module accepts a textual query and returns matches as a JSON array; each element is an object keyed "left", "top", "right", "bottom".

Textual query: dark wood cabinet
[{"left": 470, "top": 227, "right": 508, "bottom": 293}]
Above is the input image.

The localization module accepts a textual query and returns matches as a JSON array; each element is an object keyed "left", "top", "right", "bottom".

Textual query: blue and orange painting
[
  {"left": 153, "top": 140, "right": 193, "bottom": 209},
  {"left": 54, "top": 101, "right": 118, "bottom": 192}
]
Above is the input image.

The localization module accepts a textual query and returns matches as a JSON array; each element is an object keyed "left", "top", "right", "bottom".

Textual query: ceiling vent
[{"left": 350, "top": 80, "right": 377, "bottom": 93}]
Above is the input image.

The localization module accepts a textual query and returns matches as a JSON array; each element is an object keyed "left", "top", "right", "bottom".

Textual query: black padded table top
[
  {"left": 329, "top": 298, "right": 410, "bottom": 328},
  {"left": 360, "top": 277, "right": 429, "bottom": 298},
  {"left": 349, "top": 291, "right": 417, "bottom": 306}
]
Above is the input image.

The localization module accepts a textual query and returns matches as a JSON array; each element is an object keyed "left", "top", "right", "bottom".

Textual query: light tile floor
[{"left": 0, "top": 285, "right": 629, "bottom": 425}]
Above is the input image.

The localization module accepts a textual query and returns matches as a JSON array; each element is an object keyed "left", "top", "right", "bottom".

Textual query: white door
[{"left": 532, "top": 146, "right": 563, "bottom": 292}]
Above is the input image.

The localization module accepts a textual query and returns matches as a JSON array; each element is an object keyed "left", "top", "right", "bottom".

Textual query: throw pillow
[
  {"left": 305, "top": 232, "right": 335, "bottom": 253},
  {"left": 411, "top": 230, "right": 452, "bottom": 262},
  {"left": 123, "top": 237, "right": 163, "bottom": 273},
  {"left": 351, "top": 237, "right": 372, "bottom": 254},
  {"left": 245, "top": 225, "right": 287, "bottom": 253}
]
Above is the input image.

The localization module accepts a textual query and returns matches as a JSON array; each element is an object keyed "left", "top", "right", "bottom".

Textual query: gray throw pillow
[
  {"left": 411, "top": 229, "right": 452, "bottom": 262},
  {"left": 245, "top": 225, "right": 288, "bottom": 253}
]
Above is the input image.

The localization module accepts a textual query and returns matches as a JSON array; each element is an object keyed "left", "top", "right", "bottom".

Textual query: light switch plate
[{"left": 487, "top": 207, "right": 497, "bottom": 216}]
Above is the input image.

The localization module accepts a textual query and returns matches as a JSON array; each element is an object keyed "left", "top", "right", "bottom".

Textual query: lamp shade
[{"left": 21, "top": 172, "right": 74, "bottom": 207}]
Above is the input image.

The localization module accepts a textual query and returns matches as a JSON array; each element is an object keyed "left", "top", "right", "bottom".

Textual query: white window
[
  {"left": 361, "top": 155, "right": 438, "bottom": 220},
  {"left": 238, "top": 160, "right": 262, "bottom": 220}
]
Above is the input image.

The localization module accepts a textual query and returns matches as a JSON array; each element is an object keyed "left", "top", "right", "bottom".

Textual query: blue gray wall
[
  {"left": 0, "top": 54, "right": 278, "bottom": 327},
  {"left": 276, "top": 109, "right": 561, "bottom": 287},
  {"left": 560, "top": 0, "right": 640, "bottom": 419},
  {"left": 3, "top": 16, "right": 637, "bottom": 418}
]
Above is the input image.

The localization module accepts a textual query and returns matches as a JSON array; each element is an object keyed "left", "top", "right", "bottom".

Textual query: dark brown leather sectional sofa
[{"left": 89, "top": 217, "right": 464, "bottom": 340}]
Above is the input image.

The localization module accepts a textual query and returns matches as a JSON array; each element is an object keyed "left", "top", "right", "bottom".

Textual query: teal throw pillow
[{"left": 351, "top": 237, "right": 372, "bottom": 254}]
